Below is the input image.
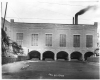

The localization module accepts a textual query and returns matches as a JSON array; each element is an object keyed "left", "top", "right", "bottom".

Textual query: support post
[
  {"left": 68, "top": 54, "right": 71, "bottom": 61},
  {"left": 54, "top": 54, "right": 57, "bottom": 61},
  {"left": 82, "top": 54, "right": 85, "bottom": 61},
  {"left": 40, "top": 54, "right": 43, "bottom": 60}
]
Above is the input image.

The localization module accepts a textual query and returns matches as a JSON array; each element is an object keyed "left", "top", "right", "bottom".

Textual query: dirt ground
[{"left": 2, "top": 60, "right": 100, "bottom": 79}]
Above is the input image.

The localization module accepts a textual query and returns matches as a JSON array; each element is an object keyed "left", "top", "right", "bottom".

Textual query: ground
[{"left": 2, "top": 59, "right": 100, "bottom": 79}]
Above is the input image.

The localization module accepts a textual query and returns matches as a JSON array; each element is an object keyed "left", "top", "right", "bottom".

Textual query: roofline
[{"left": 12, "top": 21, "right": 96, "bottom": 26}]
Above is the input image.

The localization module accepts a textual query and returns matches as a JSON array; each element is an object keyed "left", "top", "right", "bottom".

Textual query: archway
[
  {"left": 71, "top": 51, "right": 82, "bottom": 60},
  {"left": 57, "top": 51, "right": 68, "bottom": 60},
  {"left": 43, "top": 51, "right": 54, "bottom": 60},
  {"left": 84, "top": 52, "right": 94, "bottom": 60},
  {"left": 28, "top": 50, "right": 41, "bottom": 60}
]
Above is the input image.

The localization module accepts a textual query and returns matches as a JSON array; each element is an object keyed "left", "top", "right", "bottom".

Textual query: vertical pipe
[
  {"left": 75, "top": 15, "right": 78, "bottom": 25},
  {"left": 3, "top": 2, "right": 8, "bottom": 29}
]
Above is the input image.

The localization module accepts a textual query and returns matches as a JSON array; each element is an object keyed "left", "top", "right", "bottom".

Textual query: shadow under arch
[
  {"left": 84, "top": 52, "right": 94, "bottom": 60},
  {"left": 57, "top": 51, "right": 68, "bottom": 60},
  {"left": 28, "top": 50, "right": 41, "bottom": 60},
  {"left": 43, "top": 51, "right": 54, "bottom": 60},
  {"left": 71, "top": 51, "right": 82, "bottom": 60}
]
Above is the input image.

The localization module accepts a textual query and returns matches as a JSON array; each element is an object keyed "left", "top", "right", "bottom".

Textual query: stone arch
[
  {"left": 84, "top": 52, "right": 94, "bottom": 60},
  {"left": 43, "top": 51, "right": 54, "bottom": 60},
  {"left": 28, "top": 50, "right": 41, "bottom": 60},
  {"left": 57, "top": 51, "right": 68, "bottom": 60},
  {"left": 71, "top": 51, "right": 82, "bottom": 60}
]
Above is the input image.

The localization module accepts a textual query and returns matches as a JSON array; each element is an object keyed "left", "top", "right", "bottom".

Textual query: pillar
[
  {"left": 82, "top": 54, "right": 85, "bottom": 61},
  {"left": 68, "top": 54, "right": 71, "bottom": 61},
  {"left": 54, "top": 54, "right": 57, "bottom": 61},
  {"left": 40, "top": 53, "right": 43, "bottom": 60}
]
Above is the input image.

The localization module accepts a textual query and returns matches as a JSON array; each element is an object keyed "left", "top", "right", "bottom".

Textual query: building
[{"left": 3, "top": 18, "right": 98, "bottom": 61}]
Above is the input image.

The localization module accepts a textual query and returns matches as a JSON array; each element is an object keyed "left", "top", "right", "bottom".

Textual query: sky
[{"left": 1, "top": 0, "right": 100, "bottom": 24}]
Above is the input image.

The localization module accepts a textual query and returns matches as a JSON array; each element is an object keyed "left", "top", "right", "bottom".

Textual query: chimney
[
  {"left": 75, "top": 14, "right": 78, "bottom": 25},
  {"left": 94, "top": 22, "right": 98, "bottom": 26},
  {"left": 73, "top": 17, "right": 74, "bottom": 24},
  {"left": 10, "top": 19, "right": 14, "bottom": 23}
]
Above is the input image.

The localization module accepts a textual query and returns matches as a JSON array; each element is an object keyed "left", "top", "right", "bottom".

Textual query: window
[
  {"left": 60, "top": 34, "right": 66, "bottom": 47},
  {"left": 46, "top": 34, "right": 52, "bottom": 46},
  {"left": 31, "top": 34, "right": 38, "bottom": 46},
  {"left": 16, "top": 33, "right": 23, "bottom": 45},
  {"left": 73, "top": 35, "right": 80, "bottom": 47},
  {"left": 86, "top": 35, "right": 93, "bottom": 47}
]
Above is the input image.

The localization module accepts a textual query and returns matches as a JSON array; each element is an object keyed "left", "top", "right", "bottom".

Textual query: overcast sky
[{"left": 1, "top": 0, "right": 100, "bottom": 25}]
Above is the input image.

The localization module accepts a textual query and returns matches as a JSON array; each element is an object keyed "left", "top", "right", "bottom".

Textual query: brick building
[{"left": 3, "top": 18, "right": 98, "bottom": 61}]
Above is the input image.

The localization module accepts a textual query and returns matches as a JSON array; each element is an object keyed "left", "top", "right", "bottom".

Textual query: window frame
[
  {"left": 73, "top": 34, "right": 80, "bottom": 47},
  {"left": 31, "top": 33, "right": 39, "bottom": 46},
  {"left": 86, "top": 34, "right": 93, "bottom": 47},
  {"left": 45, "top": 33, "right": 53, "bottom": 47},
  {"left": 59, "top": 34, "right": 66, "bottom": 47},
  {"left": 16, "top": 33, "right": 23, "bottom": 46}
]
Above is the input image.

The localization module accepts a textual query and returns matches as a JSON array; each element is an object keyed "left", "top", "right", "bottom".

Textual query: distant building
[{"left": 2, "top": 18, "right": 98, "bottom": 61}]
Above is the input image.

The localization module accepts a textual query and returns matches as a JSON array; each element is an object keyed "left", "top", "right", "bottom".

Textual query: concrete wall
[{"left": 8, "top": 21, "right": 98, "bottom": 61}]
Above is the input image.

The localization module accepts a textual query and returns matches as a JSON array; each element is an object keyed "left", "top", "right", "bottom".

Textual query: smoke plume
[
  {"left": 76, "top": 6, "right": 96, "bottom": 16},
  {"left": 75, "top": 5, "right": 97, "bottom": 24}
]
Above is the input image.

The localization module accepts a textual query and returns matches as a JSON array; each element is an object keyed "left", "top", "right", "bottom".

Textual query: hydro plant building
[{"left": 3, "top": 18, "right": 98, "bottom": 61}]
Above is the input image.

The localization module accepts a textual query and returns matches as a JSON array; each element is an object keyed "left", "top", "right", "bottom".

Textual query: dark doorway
[
  {"left": 28, "top": 50, "right": 40, "bottom": 60},
  {"left": 84, "top": 52, "right": 94, "bottom": 60},
  {"left": 71, "top": 51, "right": 82, "bottom": 60},
  {"left": 43, "top": 51, "right": 54, "bottom": 60},
  {"left": 57, "top": 51, "right": 68, "bottom": 60}
]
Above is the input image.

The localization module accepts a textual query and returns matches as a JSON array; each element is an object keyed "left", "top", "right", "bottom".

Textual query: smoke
[
  {"left": 75, "top": 5, "right": 97, "bottom": 24},
  {"left": 76, "top": 5, "right": 97, "bottom": 16}
]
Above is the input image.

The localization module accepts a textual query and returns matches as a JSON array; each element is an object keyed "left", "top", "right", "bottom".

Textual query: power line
[
  {"left": 38, "top": 1, "right": 98, "bottom": 7},
  {"left": 8, "top": 6, "right": 24, "bottom": 22},
  {"left": 7, "top": 2, "right": 73, "bottom": 20},
  {"left": 38, "top": 1, "right": 85, "bottom": 7}
]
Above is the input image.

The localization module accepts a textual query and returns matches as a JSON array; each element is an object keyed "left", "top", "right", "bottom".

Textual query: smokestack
[
  {"left": 73, "top": 17, "right": 74, "bottom": 24},
  {"left": 75, "top": 14, "right": 78, "bottom": 25},
  {"left": 75, "top": 6, "right": 96, "bottom": 25}
]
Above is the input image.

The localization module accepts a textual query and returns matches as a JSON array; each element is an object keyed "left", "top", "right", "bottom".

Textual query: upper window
[
  {"left": 16, "top": 33, "right": 23, "bottom": 45},
  {"left": 45, "top": 34, "right": 52, "bottom": 46},
  {"left": 86, "top": 35, "right": 93, "bottom": 47},
  {"left": 60, "top": 34, "right": 66, "bottom": 47},
  {"left": 31, "top": 34, "right": 38, "bottom": 46},
  {"left": 73, "top": 35, "right": 80, "bottom": 47}
]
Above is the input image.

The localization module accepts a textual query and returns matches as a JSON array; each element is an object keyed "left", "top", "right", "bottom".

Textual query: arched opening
[
  {"left": 57, "top": 51, "right": 68, "bottom": 60},
  {"left": 71, "top": 51, "right": 82, "bottom": 61},
  {"left": 43, "top": 51, "right": 54, "bottom": 60},
  {"left": 28, "top": 50, "right": 41, "bottom": 60},
  {"left": 84, "top": 52, "right": 94, "bottom": 60}
]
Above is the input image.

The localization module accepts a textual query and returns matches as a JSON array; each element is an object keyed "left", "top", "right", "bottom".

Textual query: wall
[
  {"left": 10, "top": 22, "right": 97, "bottom": 57},
  {"left": 1, "top": 19, "right": 95, "bottom": 61}
]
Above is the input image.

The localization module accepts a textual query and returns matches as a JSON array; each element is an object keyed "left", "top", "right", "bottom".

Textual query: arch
[
  {"left": 84, "top": 52, "right": 94, "bottom": 60},
  {"left": 57, "top": 51, "right": 68, "bottom": 60},
  {"left": 28, "top": 50, "right": 41, "bottom": 60},
  {"left": 43, "top": 51, "right": 54, "bottom": 60},
  {"left": 71, "top": 51, "right": 82, "bottom": 60}
]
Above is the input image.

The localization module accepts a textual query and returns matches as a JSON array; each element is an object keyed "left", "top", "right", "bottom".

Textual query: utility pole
[
  {"left": 3, "top": 2, "right": 8, "bottom": 29},
  {"left": 1, "top": 2, "right": 2, "bottom": 17}
]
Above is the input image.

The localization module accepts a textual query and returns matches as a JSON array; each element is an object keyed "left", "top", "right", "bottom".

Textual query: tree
[
  {"left": 11, "top": 42, "right": 23, "bottom": 55},
  {"left": 2, "top": 28, "right": 10, "bottom": 57}
]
